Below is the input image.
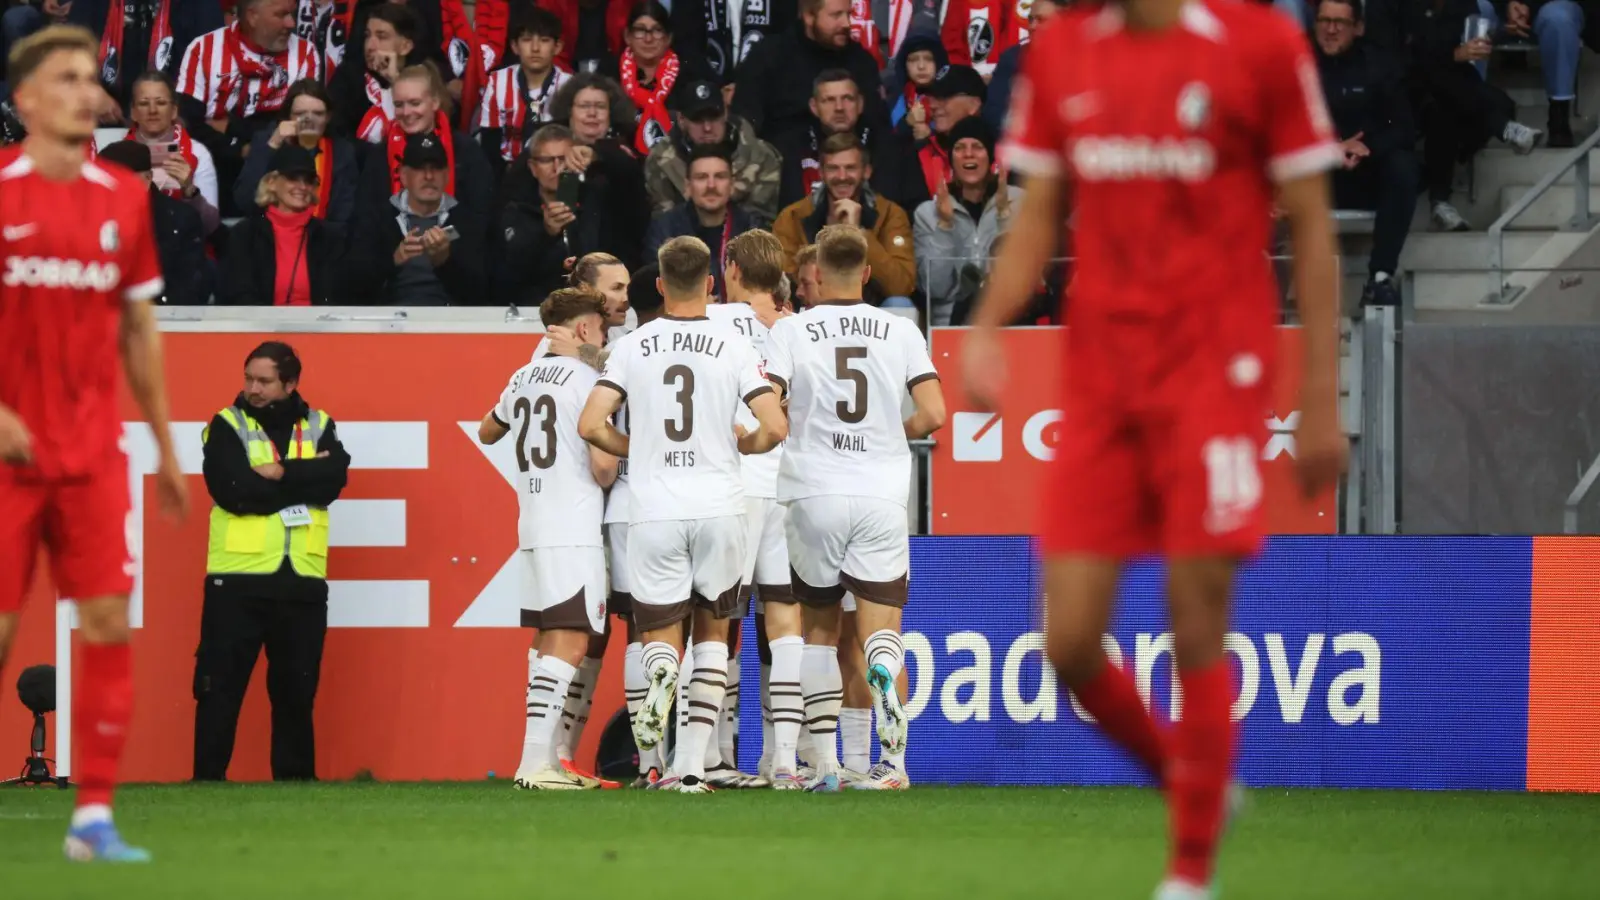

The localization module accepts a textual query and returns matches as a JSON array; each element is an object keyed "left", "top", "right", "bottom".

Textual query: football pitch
[{"left": 2, "top": 784, "right": 1597, "bottom": 899}]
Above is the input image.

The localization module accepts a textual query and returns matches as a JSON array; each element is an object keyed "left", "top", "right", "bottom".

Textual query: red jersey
[
  {"left": 1000, "top": 1, "right": 1340, "bottom": 332},
  {"left": 0, "top": 146, "right": 164, "bottom": 480}
]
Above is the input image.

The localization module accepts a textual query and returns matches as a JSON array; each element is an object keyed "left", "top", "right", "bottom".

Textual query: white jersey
[
  {"left": 493, "top": 355, "right": 605, "bottom": 549},
  {"left": 597, "top": 313, "right": 771, "bottom": 524},
  {"left": 602, "top": 395, "right": 631, "bottom": 525},
  {"left": 765, "top": 302, "right": 938, "bottom": 507},
  {"left": 707, "top": 301, "right": 781, "bottom": 498}
]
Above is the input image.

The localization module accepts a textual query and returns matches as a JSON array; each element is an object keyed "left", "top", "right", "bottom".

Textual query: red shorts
[
  {"left": 1041, "top": 324, "right": 1274, "bottom": 560},
  {"left": 0, "top": 458, "right": 134, "bottom": 612}
]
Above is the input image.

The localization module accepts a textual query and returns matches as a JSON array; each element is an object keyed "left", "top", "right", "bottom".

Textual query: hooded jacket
[
  {"left": 773, "top": 118, "right": 918, "bottom": 210},
  {"left": 347, "top": 191, "right": 489, "bottom": 304},
  {"left": 913, "top": 181, "right": 1021, "bottom": 326},
  {"left": 644, "top": 115, "right": 783, "bottom": 223},
  {"left": 730, "top": 29, "right": 888, "bottom": 145},
  {"left": 887, "top": 33, "right": 948, "bottom": 131},
  {"left": 773, "top": 181, "right": 916, "bottom": 304}
]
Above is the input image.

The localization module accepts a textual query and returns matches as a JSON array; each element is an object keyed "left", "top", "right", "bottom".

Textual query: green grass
[{"left": 2, "top": 784, "right": 1597, "bottom": 899}]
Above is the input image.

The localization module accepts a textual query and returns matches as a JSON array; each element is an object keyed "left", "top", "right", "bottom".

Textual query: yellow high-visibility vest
[{"left": 204, "top": 405, "right": 332, "bottom": 580}]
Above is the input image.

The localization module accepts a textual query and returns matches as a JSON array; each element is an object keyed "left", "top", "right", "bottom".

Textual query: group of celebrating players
[
  {"left": 2, "top": 1, "right": 1351, "bottom": 896},
  {"left": 483, "top": 226, "right": 944, "bottom": 794}
]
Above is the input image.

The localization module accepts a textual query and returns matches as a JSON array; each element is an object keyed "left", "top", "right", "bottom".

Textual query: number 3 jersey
[
  {"left": 764, "top": 302, "right": 938, "bottom": 507},
  {"left": 598, "top": 314, "right": 771, "bottom": 524},
  {"left": 493, "top": 355, "right": 604, "bottom": 549}
]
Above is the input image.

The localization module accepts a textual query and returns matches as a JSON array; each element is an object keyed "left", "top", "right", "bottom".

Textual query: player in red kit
[
  {"left": 0, "top": 25, "right": 187, "bottom": 863},
  {"left": 962, "top": 1, "right": 1348, "bottom": 897}
]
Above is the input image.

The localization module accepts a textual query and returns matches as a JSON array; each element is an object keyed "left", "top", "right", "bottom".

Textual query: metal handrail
[
  {"left": 1484, "top": 128, "right": 1600, "bottom": 305},
  {"left": 1563, "top": 451, "right": 1600, "bottom": 533}
]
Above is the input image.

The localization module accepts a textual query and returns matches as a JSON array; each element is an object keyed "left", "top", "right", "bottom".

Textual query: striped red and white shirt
[
  {"left": 177, "top": 23, "right": 325, "bottom": 121},
  {"left": 477, "top": 65, "right": 571, "bottom": 162}
]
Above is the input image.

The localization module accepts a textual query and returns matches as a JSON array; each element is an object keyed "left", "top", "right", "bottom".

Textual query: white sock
[
  {"left": 768, "top": 635, "right": 804, "bottom": 773},
  {"left": 839, "top": 707, "right": 872, "bottom": 772},
  {"left": 881, "top": 744, "right": 905, "bottom": 771},
  {"left": 558, "top": 656, "right": 602, "bottom": 764},
  {"left": 864, "top": 629, "right": 905, "bottom": 681},
  {"left": 71, "top": 804, "right": 112, "bottom": 829},
  {"left": 520, "top": 648, "right": 541, "bottom": 766},
  {"left": 680, "top": 641, "right": 729, "bottom": 781},
  {"left": 800, "top": 643, "right": 843, "bottom": 775},
  {"left": 623, "top": 642, "right": 661, "bottom": 774},
  {"left": 758, "top": 661, "right": 774, "bottom": 773},
  {"left": 521, "top": 656, "right": 577, "bottom": 772},
  {"left": 718, "top": 656, "right": 740, "bottom": 768},
  {"left": 669, "top": 642, "right": 694, "bottom": 775}
]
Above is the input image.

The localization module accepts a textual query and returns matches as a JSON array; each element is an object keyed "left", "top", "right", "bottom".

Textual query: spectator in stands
[
  {"left": 1314, "top": 0, "right": 1418, "bottom": 305},
  {"left": 986, "top": 0, "right": 1059, "bottom": 135},
  {"left": 644, "top": 146, "right": 761, "bottom": 298},
  {"left": 615, "top": 1, "right": 679, "bottom": 157},
  {"left": 793, "top": 242, "right": 821, "bottom": 308},
  {"left": 350, "top": 132, "right": 487, "bottom": 305},
  {"left": 357, "top": 64, "right": 493, "bottom": 238},
  {"left": 176, "top": 0, "right": 325, "bottom": 207},
  {"left": 902, "top": 63, "right": 988, "bottom": 212},
  {"left": 669, "top": 0, "right": 792, "bottom": 82},
  {"left": 125, "top": 71, "right": 220, "bottom": 236},
  {"left": 494, "top": 123, "right": 635, "bottom": 306},
  {"left": 220, "top": 143, "right": 348, "bottom": 305},
  {"left": 913, "top": 117, "right": 1018, "bottom": 326},
  {"left": 645, "top": 75, "right": 781, "bottom": 223},
  {"left": 774, "top": 132, "right": 917, "bottom": 306},
  {"left": 477, "top": 6, "right": 572, "bottom": 174},
  {"left": 64, "top": 0, "right": 222, "bottom": 109},
  {"left": 774, "top": 70, "right": 912, "bottom": 208},
  {"left": 537, "top": 0, "right": 631, "bottom": 75},
  {"left": 341, "top": 0, "right": 477, "bottom": 107},
  {"left": 551, "top": 70, "right": 638, "bottom": 152},
  {"left": 887, "top": 34, "right": 945, "bottom": 133},
  {"left": 236, "top": 79, "right": 358, "bottom": 225},
  {"left": 732, "top": 0, "right": 887, "bottom": 145},
  {"left": 1485, "top": 0, "right": 1586, "bottom": 146},
  {"left": 327, "top": 3, "right": 428, "bottom": 143},
  {"left": 1395, "top": 0, "right": 1541, "bottom": 230},
  {"left": 99, "top": 139, "right": 211, "bottom": 305},
  {"left": 544, "top": 74, "right": 650, "bottom": 256}
]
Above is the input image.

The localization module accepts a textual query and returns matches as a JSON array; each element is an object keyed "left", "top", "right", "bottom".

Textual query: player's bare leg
[
  {"left": 837, "top": 607, "right": 873, "bottom": 776},
  {"left": 1159, "top": 558, "right": 1238, "bottom": 895},
  {"left": 516, "top": 627, "right": 590, "bottom": 790},
  {"left": 1044, "top": 557, "right": 1170, "bottom": 780},
  {"left": 62, "top": 595, "right": 147, "bottom": 862},
  {"left": 0, "top": 613, "right": 16, "bottom": 672},
  {"left": 762, "top": 595, "right": 809, "bottom": 788},
  {"left": 556, "top": 627, "right": 617, "bottom": 788},
  {"left": 799, "top": 602, "right": 845, "bottom": 792}
]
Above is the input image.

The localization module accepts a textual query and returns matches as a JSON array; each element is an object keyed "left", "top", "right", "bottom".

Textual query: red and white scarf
[
  {"left": 178, "top": 23, "right": 322, "bottom": 120},
  {"left": 850, "top": 0, "right": 884, "bottom": 68},
  {"left": 355, "top": 72, "right": 395, "bottom": 144},
  {"left": 126, "top": 122, "right": 198, "bottom": 199},
  {"left": 294, "top": 0, "right": 353, "bottom": 70},
  {"left": 620, "top": 47, "right": 678, "bottom": 157},
  {"left": 479, "top": 65, "right": 572, "bottom": 163},
  {"left": 385, "top": 113, "right": 457, "bottom": 195},
  {"left": 311, "top": 136, "right": 334, "bottom": 218},
  {"left": 100, "top": 0, "right": 174, "bottom": 87}
]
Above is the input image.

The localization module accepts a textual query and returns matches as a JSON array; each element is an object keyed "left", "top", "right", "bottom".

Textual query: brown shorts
[{"left": 631, "top": 582, "right": 742, "bottom": 631}]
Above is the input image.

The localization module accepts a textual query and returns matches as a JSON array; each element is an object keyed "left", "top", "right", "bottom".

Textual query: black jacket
[
  {"left": 492, "top": 164, "right": 573, "bottom": 309},
  {"left": 643, "top": 202, "right": 761, "bottom": 299},
  {"left": 490, "top": 139, "right": 649, "bottom": 277},
  {"left": 348, "top": 193, "right": 489, "bottom": 304},
  {"left": 219, "top": 212, "right": 349, "bottom": 305},
  {"left": 774, "top": 119, "right": 916, "bottom": 209},
  {"left": 732, "top": 31, "right": 889, "bottom": 145},
  {"left": 201, "top": 391, "right": 350, "bottom": 601},
  {"left": 234, "top": 129, "right": 360, "bottom": 225},
  {"left": 1316, "top": 39, "right": 1415, "bottom": 157},
  {"left": 354, "top": 129, "right": 494, "bottom": 241},
  {"left": 149, "top": 187, "right": 211, "bottom": 305},
  {"left": 68, "top": 0, "right": 223, "bottom": 107}
]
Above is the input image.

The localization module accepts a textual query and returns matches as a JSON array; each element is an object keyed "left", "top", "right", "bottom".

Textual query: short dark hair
[
  {"left": 626, "top": 1, "right": 672, "bottom": 31},
  {"left": 540, "top": 287, "right": 607, "bottom": 328},
  {"left": 685, "top": 143, "right": 732, "bottom": 173},
  {"left": 509, "top": 6, "right": 564, "bottom": 43},
  {"left": 1319, "top": 0, "right": 1363, "bottom": 20},
  {"left": 130, "top": 69, "right": 177, "bottom": 102},
  {"left": 629, "top": 263, "right": 665, "bottom": 319},
  {"left": 550, "top": 73, "right": 637, "bottom": 135},
  {"left": 368, "top": 3, "right": 422, "bottom": 45},
  {"left": 246, "top": 341, "right": 302, "bottom": 385},
  {"left": 281, "top": 78, "right": 332, "bottom": 122},
  {"left": 813, "top": 68, "right": 859, "bottom": 97}
]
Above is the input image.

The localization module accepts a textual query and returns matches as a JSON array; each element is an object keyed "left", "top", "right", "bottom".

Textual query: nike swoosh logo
[{"left": 3, "top": 223, "right": 37, "bottom": 241}]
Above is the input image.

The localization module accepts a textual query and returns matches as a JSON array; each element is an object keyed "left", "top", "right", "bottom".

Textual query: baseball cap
[
  {"left": 673, "top": 78, "right": 725, "bottom": 120},
  {"left": 269, "top": 143, "right": 318, "bottom": 179},
  {"left": 925, "top": 64, "right": 987, "bottom": 102},
  {"left": 99, "top": 140, "right": 152, "bottom": 174},
  {"left": 400, "top": 132, "right": 449, "bottom": 169}
]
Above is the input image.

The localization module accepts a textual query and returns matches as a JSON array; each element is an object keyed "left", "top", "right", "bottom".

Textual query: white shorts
[
  {"left": 520, "top": 546, "right": 608, "bottom": 634},
  {"left": 627, "top": 515, "right": 746, "bottom": 630},
  {"left": 743, "top": 495, "right": 791, "bottom": 588},
  {"left": 605, "top": 522, "right": 632, "bottom": 616},
  {"left": 784, "top": 496, "right": 910, "bottom": 609}
]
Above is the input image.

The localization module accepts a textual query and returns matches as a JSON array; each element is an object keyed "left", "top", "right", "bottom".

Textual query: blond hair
[
  {"left": 570, "top": 252, "right": 624, "bottom": 288},
  {"left": 7, "top": 24, "right": 97, "bottom": 88},
  {"left": 815, "top": 225, "right": 868, "bottom": 280},
  {"left": 725, "top": 230, "right": 785, "bottom": 294},
  {"left": 395, "top": 62, "right": 455, "bottom": 119},
  {"left": 657, "top": 236, "right": 712, "bottom": 297}
]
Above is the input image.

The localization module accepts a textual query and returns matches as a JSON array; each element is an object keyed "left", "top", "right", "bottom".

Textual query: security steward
[{"left": 193, "top": 342, "right": 350, "bottom": 781}]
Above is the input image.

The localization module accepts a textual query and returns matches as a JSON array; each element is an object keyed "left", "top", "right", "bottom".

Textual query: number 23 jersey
[
  {"left": 765, "top": 303, "right": 938, "bottom": 507},
  {"left": 597, "top": 314, "right": 771, "bottom": 524},
  {"left": 493, "top": 356, "right": 604, "bottom": 549}
]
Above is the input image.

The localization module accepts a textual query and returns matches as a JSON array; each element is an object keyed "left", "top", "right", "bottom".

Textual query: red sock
[
  {"left": 74, "top": 641, "right": 133, "bottom": 809},
  {"left": 1070, "top": 654, "right": 1168, "bottom": 782},
  {"left": 1169, "top": 659, "right": 1235, "bottom": 886}
]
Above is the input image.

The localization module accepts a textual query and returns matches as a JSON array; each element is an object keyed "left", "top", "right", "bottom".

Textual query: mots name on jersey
[
  {"left": 3, "top": 256, "right": 122, "bottom": 292},
  {"left": 804, "top": 315, "right": 893, "bottom": 343},
  {"left": 638, "top": 331, "right": 727, "bottom": 358},
  {"left": 1070, "top": 136, "right": 1216, "bottom": 183}
]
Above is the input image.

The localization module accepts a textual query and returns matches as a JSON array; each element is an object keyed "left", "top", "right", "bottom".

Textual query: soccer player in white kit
[
  {"left": 478, "top": 288, "right": 619, "bottom": 790},
  {"left": 763, "top": 225, "right": 947, "bottom": 792},
  {"left": 579, "top": 236, "right": 788, "bottom": 794}
]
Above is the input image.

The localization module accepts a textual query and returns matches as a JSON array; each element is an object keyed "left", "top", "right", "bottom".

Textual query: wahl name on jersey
[
  {"left": 638, "top": 330, "right": 727, "bottom": 358},
  {"left": 804, "top": 315, "right": 892, "bottom": 343}
]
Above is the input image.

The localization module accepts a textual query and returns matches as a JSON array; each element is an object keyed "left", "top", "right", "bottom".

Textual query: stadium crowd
[{"left": 0, "top": 0, "right": 1594, "bottom": 313}]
